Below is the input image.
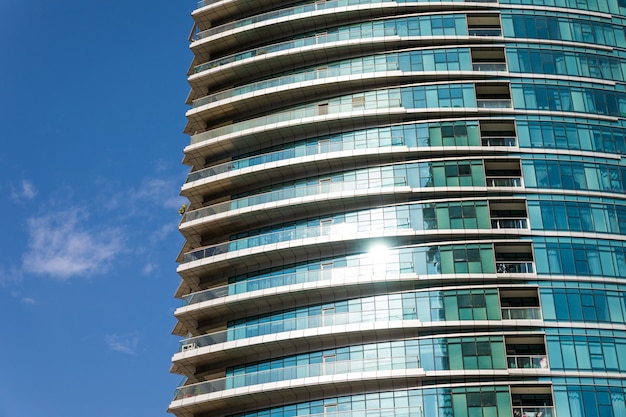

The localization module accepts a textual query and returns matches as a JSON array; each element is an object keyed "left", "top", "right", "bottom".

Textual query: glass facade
[{"left": 171, "top": 1, "right": 626, "bottom": 417}]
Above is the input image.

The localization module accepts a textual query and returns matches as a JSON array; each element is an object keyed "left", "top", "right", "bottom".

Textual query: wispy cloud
[
  {"left": 97, "top": 176, "right": 186, "bottom": 217},
  {"left": 149, "top": 223, "right": 177, "bottom": 243},
  {"left": 0, "top": 266, "right": 22, "bottom": 286},
  {"left": 142, "top": 262, "right": 156, "bottom": 275},
  {"left": 8, "top": 290, "right": 35, "bottom": 305},
  {"left": 134, "top": 178, "right": 186, "bottom": 210},
  {"left": 105, "top": 333, "right": 138, "bottom": 355},
  {"left": 10, "top": 179, "right": 37, "bottom": 202},
  {"left": 22, "top": 209, "right": 124, "bottom": 280}
]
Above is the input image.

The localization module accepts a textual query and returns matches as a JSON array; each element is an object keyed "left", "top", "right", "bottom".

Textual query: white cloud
[
  {"left": 134, "top": 178, "right": 186, "bottom": 210},
  {"left": 142, "top": 262, "right": 156, "bottom": 275},
  {"left": 149, "top": 222, "right": 176, "bottom": 243},
  {"left": 105, "top": 333, "right": 138, "bottom": 355},
  {"left": 6, "top": 290, "right": 35, "bottom": 305},
  {"left": 10, "top": 180, "right": 37, "bottom": 202},
  {"left": 99, "top": 176, "right": 186, "bottom": 217},
  {"left": 22, "top": 209, "right": 124, "bottom": 280}
]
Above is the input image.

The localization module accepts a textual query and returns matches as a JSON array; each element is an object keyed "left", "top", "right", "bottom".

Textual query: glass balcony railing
[
  {"left": 477, "top": 99, "right": 512, "bottom": 108},
  {"left": 179, "top": 310, "right": 410, "bottom": 351},
  {"left": 486, "top": 177, "right": 522, "bottom": 187},
  {"left": 197, "top": 0, "right": 218, "bottom": 7},
  {"left": 501, "top": 307, "right": 542, "bottom": 320},
  {"left": 173, "top": 356, "right": 421, "bottom": 399},
  {"left": 197, "top": 0, "right": 497, "bottom": 9},
  {"left": 195, "top": 0, "right": 392, "bottom": 40},
  {"left": 491, "top": 218, "right": 529, "bottom": 229},
  {"left": 191, "top": 61, "right": 399, "bottom": 108},
  {"left": 507, "top": 355, "right": 549, "bottom": 369},
  {"left": 185, "top": 135, "right": 405, "bottom": 183},
  {"left": 182, "top": 266, "right": 365, "bottom": 305},
  {"left": 496, "top": 262, "right": 534, "bottom": 274},
  {"left": 472, "top": 62, "right": 507, "bottom": 71},
  {"left": 183, "top": 219, "right": 409, "bottom": 263},
  {"left": 190, "top": 96, "right": 403, "bottom": 145},
  {"left": 512, "top": 406, "right": 556, "bottom": 417},
  {"left": 182, "top": 177, "right": 408, "bottom": 224},
  {"left": 303, "top": 408, "right": 424, "bottom": 417},
  {"left": 481, "top": 137, "right": 517, "bottom": 146},
  {"left": 468, "top": 28, "right": 502, "bottom": 36},
  {"left": 193, "top": 27, "right": 398, "bottom": 74}
]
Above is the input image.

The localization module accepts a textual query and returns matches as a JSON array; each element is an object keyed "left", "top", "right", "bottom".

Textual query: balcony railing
[
  {"left": 197, "top": 0, "right": 497, "bottom": 9},
  {"left": 195, "top": 0, "right": 392, "bottom": 40},
  {"left": 512, "top": 406, "right": 556, "bottom": 417},
  {"left": 496, "top": 261, "right": 534, "bottom": 274},
  {"left": 182, "top": 266, "right": 366, "bottom": 305},
  {"left": 501, "top": 307, "right": 542, "bottom": 320},
  {"left": 183, "top": 219, "right": 408, "bottom": 263},
  {"left": 486, "top": 177, "right": 522, "bottom": 187},
  {"left": 173, "top": 356, "right": 421, "bottom": 399},
  {"left": 491, "top": 218, "right": 528, "bottom": 229},
  {"left": 179, "top": 310, "right": 410, "bottom": 351},
  {"left": 190, "top": 95, "right": 403, "bottom": 145},
  {"left": 477, "top": 99, "right": 512, "bottom": 108},
  {"left": 197, "top": 0, "right": 213, "bottom": 7},
  {"left": 185, "top": 135, "right": 406, "bottom": 184},
  {"left": 182, "top": 176, "right": 408, "bottom": 225},
  {"left": 468, "top": 28, "right": 502, "bottom": 36},
  {"left": 472, "top": 62, "right": 507, "bottom": 71},
  {"left": 193, "top": 27, "right": 398, "bottom": 74},
  {"left": 507, "top": 355, "right": 549, "bottom": 369},
  {"left": 192, "top": 61, "right": 399, "bottom": 108},
  {"left": 481, "top": 137, "right": 517, "bottom": 146}
]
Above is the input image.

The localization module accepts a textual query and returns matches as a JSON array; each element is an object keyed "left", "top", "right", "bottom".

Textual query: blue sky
[{"left": 0, "top": 2, "right": 191, "bottom": 416}]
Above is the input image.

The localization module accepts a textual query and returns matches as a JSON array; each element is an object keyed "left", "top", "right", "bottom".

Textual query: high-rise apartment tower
[{"left": 169, "top": 1, "right": 626, "bottom": 416}]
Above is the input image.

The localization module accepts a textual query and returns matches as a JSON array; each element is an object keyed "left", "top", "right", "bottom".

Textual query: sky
[{"left": 0, "top": 2, "right": 192, "bottom": 416}]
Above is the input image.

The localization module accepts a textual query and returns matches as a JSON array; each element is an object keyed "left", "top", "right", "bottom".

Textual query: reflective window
[
  {"left": 229, "top": 386, "right": 513, "bottom": 417},
  {"left": 502, "top": 13, "right": 624, "bottom": 47}
]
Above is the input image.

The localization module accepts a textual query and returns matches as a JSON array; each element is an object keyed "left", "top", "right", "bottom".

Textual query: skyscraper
[{"left": 169, "top": 1, "right": 626, "bottom": 416}]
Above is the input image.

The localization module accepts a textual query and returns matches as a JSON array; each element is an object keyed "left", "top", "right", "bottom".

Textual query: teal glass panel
[{"left": 452, "top": 394, "right": 469, "bottom": 417}]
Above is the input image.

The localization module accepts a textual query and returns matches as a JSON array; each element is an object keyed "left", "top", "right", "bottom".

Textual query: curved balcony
[
  {"left": 173, "top": 356, "right": 421, "bottom": 400},
  {"left": 183, "top": 178, "right": 409, "bottom": 225},
  {"left": 192, "top": 1, "right": 416, "bottom": 61},
  {"left": 188, "top": 94, "right": 404, "bottom": 144},
  {"left": 195, "top": 0, "right": 394, "bottom": 41},
  {"left": 183, "top": 220, "right": 411, "bottom": 263},
  {"left": 179, "top": 311, "right": 412, "bottom": 351},
  {"left": 179, "top": 265, "right": 390, "bottom": 306},
  {"left": 196, "top": 0, "right": 497, "bottom": 10},
  {"left": 184, "top": 135, "right": 405, "bottom": 184},
  {"left": 191, "top": 61, "right": 400, "bottom": 109},
  {"left": 175, "top": 250, "right": 538, "bottom": 331},
  {"left": 168, "top": 367, "right": 429, "bottom": 417},
  {"left": 177, "top": 302, "right": 540, "bottom": 352},
  {"left": 192, "top": 27, "right": 398, "bottom": 75}
]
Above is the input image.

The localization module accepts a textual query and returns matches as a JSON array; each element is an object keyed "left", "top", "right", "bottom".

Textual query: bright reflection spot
[
  {"left": 369, "top": 244, "right": 389, "bottom": 256},
  {"left": 368, "top": 243, "right": 391, "bottom": 275}
]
